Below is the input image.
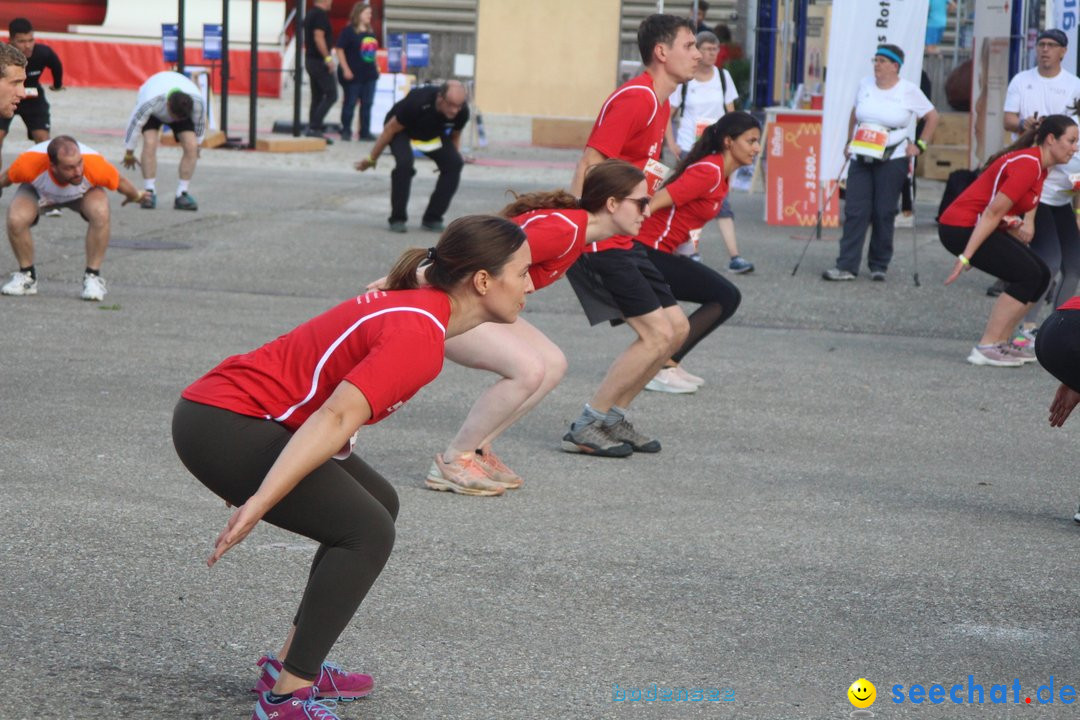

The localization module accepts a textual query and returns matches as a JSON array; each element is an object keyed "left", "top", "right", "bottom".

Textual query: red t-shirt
[
  {"left": 182, "top": 288, "right": 451, "bottom": 434},
  {"left": 513, "top": 208, "right": 589, "bottom": 290},
  {"left": 637, "top": 154, "right": 728, "bottom": 254},
  {"left": 1059, "top": 295, "right": 1080, "bottom": 311},
  {"left": 939, "top": 148, "right": 1047, "bottom": 228},
  {"left": 584, "top": 73, "right": 670, "bottom": 252}
]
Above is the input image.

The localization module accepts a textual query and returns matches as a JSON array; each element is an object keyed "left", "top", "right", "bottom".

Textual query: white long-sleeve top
[{"left": 124, "top": 71, "right": 205, "bottom": 150}]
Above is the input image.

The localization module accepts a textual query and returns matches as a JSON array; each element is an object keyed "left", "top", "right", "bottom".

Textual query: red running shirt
[
  {"left": 182, "top": 289, "right": 451, "bottom": 432},
  {"left": 512, "top": 208, "right": 589, "bottom": 290},
  {"left": 1059, "top": 296, "right": 1080, "bottom": 311},
  {"left": 584, "top": 73, "right": 670, "bottom": 252},
  {"left": 637, "top": 154, "right": 728, "bottom": 254},
  {"left": 939, "top": 147, "right": 1046, "bottom": 228}
]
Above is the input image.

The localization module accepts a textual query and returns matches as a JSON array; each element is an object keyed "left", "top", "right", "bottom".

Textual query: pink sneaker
[
  {"left": 474, "top": 447, "right": 524, "bottom": 489},
  {"left": 252, "top": 686, "right": 340, "bottom": 719},
  {"left": 252, "top": 654, "right": 374, "bottom": 701}
]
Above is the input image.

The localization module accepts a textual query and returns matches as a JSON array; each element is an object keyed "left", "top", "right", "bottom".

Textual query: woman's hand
[
  {"left": 944, "top": 257, "right": 970, "bottom": 285},
  {"left": 1049, "top": 383, "right": 1080, "bottom": 427},
  {"left": 208, "top": 499, "right": 268, "bottom": 567}
]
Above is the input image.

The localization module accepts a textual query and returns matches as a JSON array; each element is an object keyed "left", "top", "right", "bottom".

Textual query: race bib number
[
  {"left": 643, "top": 158, "right": 671, "bottom": 194},
  {"left": 850, "top": 122, "right": 890, "bottom": 159},
  {"left": 687, "top": 226, "right": 703, "bottom": 251}
]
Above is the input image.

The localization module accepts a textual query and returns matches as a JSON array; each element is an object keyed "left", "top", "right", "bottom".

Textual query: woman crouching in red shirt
[
  {"left": 938, "top": 114, "right": 1078, "bottom": 367},
  {"left": 171, "top": 216, "right": 532, "bottom": 720}
]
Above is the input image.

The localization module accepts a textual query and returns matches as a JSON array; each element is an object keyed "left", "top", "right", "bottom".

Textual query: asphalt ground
[{"left": 1, "top": 89, "right": 1077, "bottom": 720}]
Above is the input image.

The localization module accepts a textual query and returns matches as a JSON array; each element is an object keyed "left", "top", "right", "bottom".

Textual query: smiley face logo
[{"left": 848, "top": 678, "right": 876, "bottom": 708}]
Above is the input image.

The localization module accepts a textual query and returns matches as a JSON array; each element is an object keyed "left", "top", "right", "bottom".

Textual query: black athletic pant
[
  {"left": 306, "top": 59, "right": 338, "bottom": 133},
  {"left": 389, "top": 133, "right": 464, "bottom": 225},
  {"left": 171, "top": 399, "right": 398, "bottom": 681},
  {"left": 1036, "top": 309, "right": 1080, "bottom": 393},
  {"left": 644, "top": 246, "right": 741, "bottom": 362},
  {"left": 938, "top": 224, "right": 1051, "bottom": 304}
]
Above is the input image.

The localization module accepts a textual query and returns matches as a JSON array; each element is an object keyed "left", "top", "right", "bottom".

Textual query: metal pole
[
  {"left": 177, "top": 0, "right": 186, "bottom": 72},
  {"left": 249, "top": 0, "right": 258, "bottom": 148},
  {"left": 220, "top": 0, "right": 229, "bottom": 138},
  {"left": 294, "top": 0, "right": 304, "bottom": 137}
]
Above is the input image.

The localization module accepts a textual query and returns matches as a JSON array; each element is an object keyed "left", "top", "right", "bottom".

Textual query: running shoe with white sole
[
  {"left": 81, "top": 273, "right": 107, "bottom": 301},
  {"left": 644, "top": 367, "right": 698, "bottom": 394},
  {"left": 474, "top": 448, "right": 523, "bottom": 489},
  {"left": 671, "top": 365, "right": 704, "bottom": 386},
  {"left": 251, "top": 686, "right": 341, "bottom": 720},
  {"left": 561, "top": 422, "right": 632, "bottom": 457},
  {"left": 174, "top": 192, "right": 198, "bottom": 211},
  {"left": 967, "top": 344, "right": 1023, "bottom": 367},
  {"left": 425, "top": 453, "right": 505, "bottom": 496},
  {"left": 728, "top": 256, "right": 754, "bottom": 274},
  {"left": 252, "top": 653, "right": 373, "bottom": 701},
  {"left": 1004, "top": 342, "right": 1037, "bottom": 364},
  {"left": 44, "top": 207, "right": 62, "bottom": 217},
  {"left": 605, "top": 417, "right": 661, "bottom": 453},
  {"left": 822, "top": 268, "right": 856, "bottom": 281},
  {"left": 1074, "top": 504, "right": 1080, "bottom": 525},
  {"left": 1013, "top": 326, "right": 1038, "bottom": 348},
  {"left": 1, "top": 270, "right": 37, "bottom": 296}
]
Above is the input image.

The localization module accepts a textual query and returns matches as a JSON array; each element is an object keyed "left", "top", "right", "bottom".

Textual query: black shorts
[
  {"left": 565, "top": 242, "right": 677, "bottom": 326},
  {"left": 0, "top": 97, "right": 51, "bottom": 137},
  {"left": 144, "top": 114, "right": 196, "bottom": 137}
]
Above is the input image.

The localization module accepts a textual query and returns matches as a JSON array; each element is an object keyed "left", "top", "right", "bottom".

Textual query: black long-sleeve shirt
[{"left": 25, "top": 43, "right": 63, "bottom": 102}]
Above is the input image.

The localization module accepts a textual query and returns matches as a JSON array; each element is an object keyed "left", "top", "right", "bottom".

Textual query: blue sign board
[
  {"left": 387, "top": 33, "right": 405, "bottom": 72},
  {"left": 203, "top": 23, "right": 223, "bottom": 60},
  {"left": 405, "top": 33, "right": 430, "bottom": 68},
  {"left": 162, "top": 23, "right": 179, "bottom": 63}
]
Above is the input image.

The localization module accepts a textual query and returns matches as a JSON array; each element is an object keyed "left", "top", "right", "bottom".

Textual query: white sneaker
[
  {"left": 81, "top": 272, "right": 107, "bottom": 301},
  {"left": 44, "top": 208, "right": 62, "bottom": 218},
  {"left": 644, "top": 367, "right": 698, "bottom": 394},
  {"left": 1, "top": 270, "right": 37, "bottom": 296},
  {"left": 671, "top": 365, "right": 705, "bottom": 387}
]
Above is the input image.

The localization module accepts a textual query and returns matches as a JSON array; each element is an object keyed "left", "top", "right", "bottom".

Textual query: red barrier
[{"left": 2, "top": 35, "right": 283, "bottom": 98}]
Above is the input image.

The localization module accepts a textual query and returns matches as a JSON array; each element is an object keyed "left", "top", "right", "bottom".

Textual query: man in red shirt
[{"left": 0, "top": 136, "right": 146, "bottom": 300}]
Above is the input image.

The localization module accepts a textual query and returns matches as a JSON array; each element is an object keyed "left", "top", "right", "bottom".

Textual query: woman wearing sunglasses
[{"left": 636, "top": 111, "right": 759, "bottom": 392}]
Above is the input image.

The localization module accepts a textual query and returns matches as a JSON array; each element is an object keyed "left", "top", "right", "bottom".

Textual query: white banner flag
[
  {"left": 821, "top": 0, "right": 929, "bottom": 182},
  {"left": 1051, "top": 0, "right": 1080, "bottom": 75}
]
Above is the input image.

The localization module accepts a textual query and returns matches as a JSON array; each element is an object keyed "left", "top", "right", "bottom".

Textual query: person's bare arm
[
  {"left": 356, "top": 116, "right": 406, "bottom": 171},
  {"left": 570, "top": 147, "right": 609, "bottom": 196},
  {"left": 116, "top": 175, "right": 146, "bottom": 205},
  {"left": 314, "top": 28, "right": 332, "bottom": 64}
]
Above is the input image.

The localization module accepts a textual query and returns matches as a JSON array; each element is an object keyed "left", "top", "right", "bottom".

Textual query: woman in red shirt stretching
[
  {"left": 171, "top": 216, "right": 532, "bottom": 720},
  {"left": 424, "top": 159, "right": 652, "bottom": 494},
  {"left": 938, "top": 114, "right": 1078, "bottom": 367},
  {"left": 636, "top": 111, "right": 759, "bottom": 389}
]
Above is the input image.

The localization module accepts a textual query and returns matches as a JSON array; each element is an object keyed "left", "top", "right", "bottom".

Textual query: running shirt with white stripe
[
  {"left": 513, "top": 208, "right": 589, "bottom": 289},
  {"left": 636, "top": 154, "right": 727, "bottom": 254},
  {"left": 124, "top": 71, "right": 206, "bottom": 150},
  {"left": 938, "top": 147, "right": 1046, "bottom": 228},
  {"left": 182, "top": 288, "right": 451, "bottom": 432},
  {"left": 7, "top": 140, "right": 120, "bottom": 206}
]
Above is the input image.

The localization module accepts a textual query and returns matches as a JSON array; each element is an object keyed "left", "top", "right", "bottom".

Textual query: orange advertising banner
[{"left": 765, "top": 112, "right": 838, "bottom": 228}]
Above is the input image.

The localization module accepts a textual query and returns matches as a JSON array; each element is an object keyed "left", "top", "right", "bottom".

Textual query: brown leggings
[{"left": 171, "top": 399, "right": 398, "bottom": 680}]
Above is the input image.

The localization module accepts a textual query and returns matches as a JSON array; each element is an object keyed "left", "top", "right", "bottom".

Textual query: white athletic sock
[
  {"left": 176, "top": 180, "right": 190, "bottom": 196},
  {"left": 144, "top": 178, "right": 156, "bottom": 192}
]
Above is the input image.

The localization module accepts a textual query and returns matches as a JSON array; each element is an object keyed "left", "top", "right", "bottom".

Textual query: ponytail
[
  {"left": 499, "top": 190, "right": 579, "bottom": 218},
  {"left": 983, "top": 113, "right": 1077, "bottom": 169}
]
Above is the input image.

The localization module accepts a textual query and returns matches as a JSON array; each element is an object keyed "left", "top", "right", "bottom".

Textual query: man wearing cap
[
  {"left": 1004, "top": 29, "right": 1080, "bottom": 136},
  {"left": 823, "top": 43, "right": 937, "bottom": 282}
]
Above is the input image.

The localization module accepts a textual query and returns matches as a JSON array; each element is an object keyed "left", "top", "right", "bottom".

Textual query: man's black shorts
[
  {"left": 144, "top": 114, "right": 196, "bottom": 137},
  {"left": 0, "top": 98, "right": 51, "bottom": 137}
]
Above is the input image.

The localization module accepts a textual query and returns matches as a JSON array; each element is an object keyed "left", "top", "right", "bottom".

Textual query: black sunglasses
[{"left": 622, "top": 195, "right": 651, "bottom": 212}]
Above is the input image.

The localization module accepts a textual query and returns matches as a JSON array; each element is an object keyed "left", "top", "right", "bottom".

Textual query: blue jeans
[{"left": 340, "top": 77, "right": 378, "bottom": 137}]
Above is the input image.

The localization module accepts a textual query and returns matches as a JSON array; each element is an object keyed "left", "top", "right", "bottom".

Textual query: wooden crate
[
  {"left": 918, "top": 145, "right": 970, "bottom": 180},
  {"left": 933, "top": 112, "right": 969, "bottom": 146},
  {"left": 253, "top": 136, "right": 327, "bottom": 153},
  {"left": 159, "top": 129, "right": 226, "bottom": 149}
]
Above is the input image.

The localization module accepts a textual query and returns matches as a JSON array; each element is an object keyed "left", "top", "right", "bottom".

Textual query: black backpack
[
  {"left": 678, "top": 69, "right": 728, "bottom": 117},
  {"left": 937, "top": 168, "right": 979, "bottom": 221}
]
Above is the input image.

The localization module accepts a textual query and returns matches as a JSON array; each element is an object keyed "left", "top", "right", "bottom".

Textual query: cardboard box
[
  {"left": 918, "top": 145, "right": 970, "bottom": 180},
  {"left": 933, "top": 112, "right": 970, "bottom": 147}
]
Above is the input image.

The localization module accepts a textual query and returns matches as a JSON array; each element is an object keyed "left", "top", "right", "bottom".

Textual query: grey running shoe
[
  {"left": 870, "top": 270, "right": 887, "bottom": 282},
  {"left": 822, "top": 268, "right": 856, "bottom": 281},
  {"left": 605, "top": 418, "right": 661, "bottom": 453},
  {"left": 728, "top": 256, "right": 754, "bottom": 274},
  {"left": 174, "top": 192, "right": 198, "bottom": 211},
  {"left": 140, "top": 190, "right": 157, "bottom": 209},
  {"left": 967, "top": 344, "right": 1023, "bottom": 367},
  {"left": 561, "top": 422, "right": 632, "bottom": 457},
  {"left": 388, "top": 221, "right": 407, "bottom": 233},
  {"left": 1074, "top": 504, "right": 1080, "bottom": 524}
]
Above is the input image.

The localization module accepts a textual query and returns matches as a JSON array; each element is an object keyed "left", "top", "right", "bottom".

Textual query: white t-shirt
[
  {"left": 851, "top": 75, "right": 934, "bottom": 156},
  {"left": 123, "top": 71, "right": 206, "bottom": 150},
  {"left": 1003, "top": 67, "right": 1080, "bottom": 130},
  {"left": 670, "top": 68, "right": 738, "bottom": 152}
]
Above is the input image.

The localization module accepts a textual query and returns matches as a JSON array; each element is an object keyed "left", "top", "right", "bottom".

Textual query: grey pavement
[{"left": 1, "top": 93, "right": 1078, "bottom": 719}]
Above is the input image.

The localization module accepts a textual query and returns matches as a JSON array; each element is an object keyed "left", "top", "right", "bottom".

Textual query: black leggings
[
  {"left": 644, "top": 247, "right": 741, "bottom": 362},
  {"left": 171, "top": 399, "right": 398, "bottom": 681},
  {"left": 938, "top": 224, "right": 1051, "bottom": 304},
  {"left": 1036, "top": 309, "right": 1080, "bottom": 393}
]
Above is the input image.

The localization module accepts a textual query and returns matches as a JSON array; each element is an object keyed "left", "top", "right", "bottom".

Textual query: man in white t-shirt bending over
[
  {"left": 1004, "top": 29, "right": 1080, "bottom": 136},
  {"left": 122, "top": 71, "right": 206, "bottom": 211},
  {"left": 665, "top": 31, "right": 752, "bottom": 273}
]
